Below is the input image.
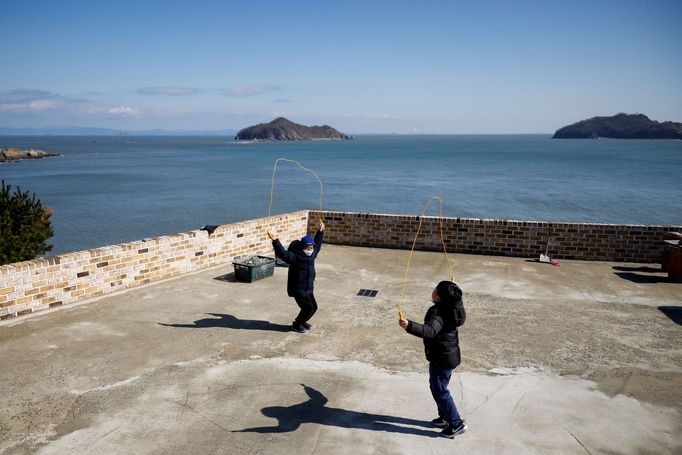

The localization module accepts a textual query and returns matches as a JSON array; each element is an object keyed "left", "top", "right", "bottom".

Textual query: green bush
[{"left": 0, "top": 180, "right": 54, "bottom": 265}]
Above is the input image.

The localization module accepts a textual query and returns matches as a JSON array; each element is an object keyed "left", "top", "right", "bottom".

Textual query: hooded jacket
[
  {"left": 272, "top": 230, "right": 323, "bottom": 297},
  {"left": 406, "top": 296, "right": 466, "bottom": 368}
]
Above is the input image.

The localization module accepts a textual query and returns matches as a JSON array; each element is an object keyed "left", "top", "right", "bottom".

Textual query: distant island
[
  {"left": 235, "top": 117, "right": 352, "bottom": 141},
  {"left": 1, "top": 147, "right": 59, "bottom": 163},
  {"left": 553, "top": 113, "right": 682, "bottom": 139}
]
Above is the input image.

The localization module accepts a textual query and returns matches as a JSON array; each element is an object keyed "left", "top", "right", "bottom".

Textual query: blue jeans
[{"left": 429, "top": 362, "right": 462, "bottom": 426}]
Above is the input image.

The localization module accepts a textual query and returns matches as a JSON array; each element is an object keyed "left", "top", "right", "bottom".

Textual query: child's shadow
[
  {"left": 159, "top": 313, "right": 292, "bottom": 332},
  {"left": 234, "top": 384, "right": 437, "bottom": 437}
]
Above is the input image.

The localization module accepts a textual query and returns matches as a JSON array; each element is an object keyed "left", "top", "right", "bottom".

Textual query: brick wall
[
  {"left": 3, "top": 209, "right": 678, "bottom": 322},
  {"left": 0, "top": 211, "right": 308, "bottom": 321},
  {"left": 309, "top": 210, "right": 680, "bottom": 263}
]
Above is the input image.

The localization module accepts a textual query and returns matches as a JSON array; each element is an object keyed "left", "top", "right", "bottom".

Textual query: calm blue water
[{"left": 1, "top": 135, "right": 681, "bottom": 255}]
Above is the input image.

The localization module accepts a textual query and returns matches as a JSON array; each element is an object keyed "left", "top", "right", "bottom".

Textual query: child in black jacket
[
  {"left": 399, "top": 280, "right": 467, "bottom": 438},
  {"left": 268, "top": 220, "right": 324, "bottom": 333}
]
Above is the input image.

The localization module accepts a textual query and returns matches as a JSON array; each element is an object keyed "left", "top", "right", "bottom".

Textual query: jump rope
[
  {"left": 269, "top": 158, "right": 324, "bottom": 216},
  {"left": 398, "top": 195, "right": 456, "bottom": 319},
  {"left": 268, "top": 158, "right": 456, "bottom": 319}
]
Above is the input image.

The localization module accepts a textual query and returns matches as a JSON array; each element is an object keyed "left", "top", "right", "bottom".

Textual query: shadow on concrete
[
  {"left": 658, "top": 307, "right": 682, "bottom": 326},
  {"left": 234, "top": 384, "right": 437, "bottom": 437},
  {"left": 159, "top": 313, "right": 292, "bottom": 332},
  {"left": 612, "top": 266, "right": 662, "bottom": 273},
  {"left": 613, "top": 272, "right": 669, "bottom": 284},
  {"left": 214, "top": 273, "right": 237, "bottom": 283}
]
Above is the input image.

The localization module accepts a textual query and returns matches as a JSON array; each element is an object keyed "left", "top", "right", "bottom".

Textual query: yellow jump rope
[
  {"left": 268, "top": 159, "right": 456, "bottom": 321},
  {"left": 398, "top": 196, "right": 456, "bottom": 320},
  {"left": 269, "top": 158, "right": 324, "bottom": 217}
]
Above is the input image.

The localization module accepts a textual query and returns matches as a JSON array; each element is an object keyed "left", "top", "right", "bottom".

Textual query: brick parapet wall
[
  {"left": 0, "top": 211, "right": 309, "bottom": 321},
  {"left": 3, "top": 209, "right": 678, "bottom": 322},
  {"left": 309, "top": 210, "right": 680, "bottom": 263}
]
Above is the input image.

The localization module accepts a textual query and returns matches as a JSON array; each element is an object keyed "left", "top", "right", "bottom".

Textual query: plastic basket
[{"left": 232, "top": 256, "right": 276, "bottom": 283}]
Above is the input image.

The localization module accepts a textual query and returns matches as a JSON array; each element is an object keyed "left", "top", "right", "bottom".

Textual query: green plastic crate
[{"left": 232, "top": 256, "right": 276, "bottom": 283}]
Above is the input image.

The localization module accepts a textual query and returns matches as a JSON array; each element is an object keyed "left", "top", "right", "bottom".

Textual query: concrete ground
[{"left": 1, "top": 245, "right": 680, "bottom": 454}]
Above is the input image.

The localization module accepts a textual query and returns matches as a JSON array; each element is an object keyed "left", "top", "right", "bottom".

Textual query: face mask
[{"left": 303, "top": 248, "right": 314, "bottom": 256}]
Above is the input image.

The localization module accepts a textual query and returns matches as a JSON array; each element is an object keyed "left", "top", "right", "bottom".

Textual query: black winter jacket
[
  {"left": 406, "top": 297, "right": 466, "bottom": 368},
  {"left": 272, "top": 230, "right": 323, "bottom": 297}
]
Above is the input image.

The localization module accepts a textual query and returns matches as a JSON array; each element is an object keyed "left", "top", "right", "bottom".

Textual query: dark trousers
[
  {"left": 293, "top": 292, "right": 318, "bottom": 325},
  {"left": 429, "top": 362, "right": 462, "bottom": 426}
]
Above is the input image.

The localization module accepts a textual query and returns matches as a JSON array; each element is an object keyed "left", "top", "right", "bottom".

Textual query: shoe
[
  {"left": 302, "top": 322, "right": 312, "bottom": 330},
  {"left": 431, "top": 416, "right": 447, "bottom": 428},
  {"left": 441, "top": 420, "right": 467, "bottom": 439},
  {"left": 291, "top": 323, "right": 307, "bottom": 333}
]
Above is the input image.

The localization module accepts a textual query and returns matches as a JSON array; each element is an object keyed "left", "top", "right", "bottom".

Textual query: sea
[{"left": 1, "top": 135, "right": 681, "bottom": 255}]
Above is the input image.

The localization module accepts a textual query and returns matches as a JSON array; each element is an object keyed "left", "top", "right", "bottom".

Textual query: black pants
[{"left": 293, "top": 293, "right": 318, "bottom": 325}]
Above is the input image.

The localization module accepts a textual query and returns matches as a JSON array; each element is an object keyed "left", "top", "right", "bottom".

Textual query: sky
[{"left": 1, "top": 0, "right": 681, "bottom": 134}]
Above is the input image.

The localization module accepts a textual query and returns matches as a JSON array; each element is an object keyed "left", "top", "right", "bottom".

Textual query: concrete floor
[{"left": 1, "top": 245, "right": 680, "bottom": 454}]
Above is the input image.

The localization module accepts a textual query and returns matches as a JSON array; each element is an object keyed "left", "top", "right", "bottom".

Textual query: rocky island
[
  {"left": 1, "top": 147, "right": 59, "bottom": 163},
  {"left": 235, "top": 117, "right": 352, "bottom": 141},
  {"left": 553, "top": 113, "right": 682, "bottom": 139}
]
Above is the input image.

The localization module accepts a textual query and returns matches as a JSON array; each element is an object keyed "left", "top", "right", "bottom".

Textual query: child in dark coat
[
  {"left": 268, "top": 220, "right": 324, "bottom": 333},
  {"left": 399, "top": 280, "right": 467, "bottom": 438}
]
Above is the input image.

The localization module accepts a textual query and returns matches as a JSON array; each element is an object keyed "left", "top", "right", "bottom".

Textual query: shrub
[{"left": 0, "top": 180, "right": 54, "bottom": 265}]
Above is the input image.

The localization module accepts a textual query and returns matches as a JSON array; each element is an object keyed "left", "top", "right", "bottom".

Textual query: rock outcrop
[
  {"left": 553, "top": 113, "right": 682, "bottom": 139},
  {"left": 235, "top": 117, "right": 352, "bottom": 141},
  {"left": 0, "top": 147, "right": 59, "bottom": 163}
]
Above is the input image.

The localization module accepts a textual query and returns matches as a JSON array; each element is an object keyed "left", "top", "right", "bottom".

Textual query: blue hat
[{"left": 301, "top": 235, "right": 315, "bottom": 245}]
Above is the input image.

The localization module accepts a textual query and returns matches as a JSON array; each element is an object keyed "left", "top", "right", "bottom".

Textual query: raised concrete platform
[{"left": 1, "top": 245, "right": 680, "bottom": 454}]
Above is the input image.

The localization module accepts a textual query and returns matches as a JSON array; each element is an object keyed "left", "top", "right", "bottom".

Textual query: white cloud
[
  {"left": 0, "top": 89, "right": 57, "bottom": 103},
  {"left": 0, "top": 89, "right": 91, "bottom": 112},
  {"left": 0, "top": 99, "right": 57, "bottom": 111},
  {"left": 223, "top": 85, "right": 281, "bottom": 97},
  {"left": 86, "top": 105, "right": 141, "bottom": 117},
  {"left": 138, "top": 86, "right": 200, "bottom": 96},
  {"left": 108, "top": 106, "right": 140, "bottom": 116},
  {"left": 29, "top": 99, "right": 58, "bottom": 110}
]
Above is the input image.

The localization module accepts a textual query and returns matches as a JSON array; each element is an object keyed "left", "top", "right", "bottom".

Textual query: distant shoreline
[{"left": 0, "top": 147, "right": 60, "bottom": 163}]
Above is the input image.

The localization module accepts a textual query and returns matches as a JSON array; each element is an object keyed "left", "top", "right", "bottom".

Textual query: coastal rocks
[
  {"left": 235, "top": 117, "right": 352, "bottom": 141},
  {"left": 553, "top": 113, "right": 682, "bottom": 139},
  {"left": 0, "top": 147, "right": 59, "bottom": 163}
]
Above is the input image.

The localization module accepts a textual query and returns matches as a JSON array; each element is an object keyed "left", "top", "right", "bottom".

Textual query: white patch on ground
[
  {"left": 304, "top": 353, "right": 341, "bottom": 362},
  {"left": 488, "top": 366, "right": 544, "bottom": 375},
  {"left": 355, "top": 268, "right": 380, "bottom": 282},
  {"left": 173, "top": 355, "right": 213, "bottom": 367},
  {"left": 0, "top": 424, "right": 57, "bottom": 453},
  {"left": 70, "top": 375, "right": 140, "bottom": 395},
  {"left": 481, "top": 261, "right": 509, "bottom": 267},
  {"left": 64, "top": 321, "right": 127, "bottom": 338},
  {"left": 38, "top": 357, "right": 681, "bottom": 455}
]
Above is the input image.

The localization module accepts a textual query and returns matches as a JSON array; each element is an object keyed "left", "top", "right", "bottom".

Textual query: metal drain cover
[{"left": 357, "top": 289, "right": 379, "bottom": 297}]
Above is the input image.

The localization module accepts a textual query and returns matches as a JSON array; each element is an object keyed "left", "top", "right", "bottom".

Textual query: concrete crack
[
  {"left": 309, "top": 425, "right": 322, "bottom": 455},
  {"left": 468, "top": 383, "right": 505, "bottom": 415},
  {"left": 511, "top": 377, "right": 545, "bottom": 415},
  {"left": 169, "top": 399, "right": 229, "bottom": 432},
  {"left": 564, "top": 427, "right": 593, "bottom": 455}
]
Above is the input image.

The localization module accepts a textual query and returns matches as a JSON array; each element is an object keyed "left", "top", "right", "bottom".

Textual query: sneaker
[
  {"left": 431, "top": 417, "right": 448, "bottom": 428},
  {"left": 302, "top": 322, "right": 312, "bottom": 330},
  {"left": 441, "top": 420, "right": 467, "bottom": 439},
  {"left": 291, "top": 323, "right": 307, "bottom": 333}
]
